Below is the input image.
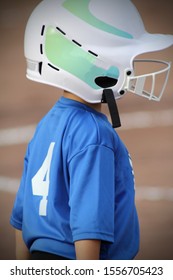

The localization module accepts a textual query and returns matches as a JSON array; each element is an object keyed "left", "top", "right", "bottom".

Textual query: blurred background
[{"left": 0, "top": 0, "right": 173, "bottom": 259}]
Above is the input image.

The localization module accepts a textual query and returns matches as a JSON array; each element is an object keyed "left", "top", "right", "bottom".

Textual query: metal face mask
[{"left": 122, "top": 59, "right": 171, "bottom": 101}]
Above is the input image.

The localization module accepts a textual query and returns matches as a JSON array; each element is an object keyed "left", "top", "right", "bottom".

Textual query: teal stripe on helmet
[
  {"left": 63, "top": 0, "right": 133, "bottom": 39},
  {"left": 45, "top": 27, "right": 119, "bottom": 89}
]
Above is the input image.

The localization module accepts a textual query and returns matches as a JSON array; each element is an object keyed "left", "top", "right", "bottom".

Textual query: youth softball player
[{"left": 10, "top": 0, "right": 173, "bottom": 260}]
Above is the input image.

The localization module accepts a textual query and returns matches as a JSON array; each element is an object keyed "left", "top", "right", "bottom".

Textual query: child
[{"left": 10, "top": 0, "right": 173, "bottom": 260}]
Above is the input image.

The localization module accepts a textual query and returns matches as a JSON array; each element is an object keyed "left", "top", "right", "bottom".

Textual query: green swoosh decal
[
  {"left": 63, "top": 0, "right": 133, "bottom": 39},
  {"left": 45, "top": 26, "right": 119, "bottom": 89}
]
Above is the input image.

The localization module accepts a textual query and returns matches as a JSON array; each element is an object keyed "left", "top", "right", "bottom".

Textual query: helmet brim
[{"left": 135, "top": 33, "right": 173, "bottom": 56}]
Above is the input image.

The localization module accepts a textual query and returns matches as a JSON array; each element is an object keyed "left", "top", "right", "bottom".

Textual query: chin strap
[{"left": 101, "top": 89, "right": 121, "bottom": 128}]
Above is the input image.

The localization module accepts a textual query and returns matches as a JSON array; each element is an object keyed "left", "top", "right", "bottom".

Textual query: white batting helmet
[{"left": 24, "top": 0, "right": 173, "bottom": 103}]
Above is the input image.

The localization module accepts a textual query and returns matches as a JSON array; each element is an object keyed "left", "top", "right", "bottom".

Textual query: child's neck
[{"left": 63, "top": 91, "right": 101, "bottom": 112}]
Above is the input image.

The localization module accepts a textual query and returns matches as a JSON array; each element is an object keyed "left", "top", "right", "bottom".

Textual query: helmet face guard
[
  {"left": 124, "top": 59, "right": 171, "bottom": 101},
  {"left": 24, "top": 0, "right": 173, "bottom": 103}
]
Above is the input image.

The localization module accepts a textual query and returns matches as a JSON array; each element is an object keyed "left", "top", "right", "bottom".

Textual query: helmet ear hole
[{"left": 95, "top": 76, "right": 118, "bottom": 88}]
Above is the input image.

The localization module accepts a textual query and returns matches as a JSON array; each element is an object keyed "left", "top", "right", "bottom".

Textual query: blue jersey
[{"left": 10, "top": 97, "right": 139, "bottom": 260}]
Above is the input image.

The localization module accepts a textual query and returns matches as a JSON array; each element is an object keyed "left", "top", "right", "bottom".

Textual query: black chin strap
[{"left": 101, "top": 89, "right": 121, "bottom": 128}]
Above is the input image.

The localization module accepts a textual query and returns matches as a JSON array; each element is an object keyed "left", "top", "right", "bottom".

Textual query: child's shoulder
[{"left": 65, "top": 106, "right": 118, "bottom": 153}]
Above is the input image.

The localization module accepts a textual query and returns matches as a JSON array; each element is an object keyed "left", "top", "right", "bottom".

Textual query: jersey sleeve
[
  {"left": 68, "top": 144, "right": 115, "bottom": 243},
  {"left": 10, "top": 146, "right": 30, "bottom": 230}
]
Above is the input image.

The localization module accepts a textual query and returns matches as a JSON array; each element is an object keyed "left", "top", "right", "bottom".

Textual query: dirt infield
[{"left": 0, "top": 1, "right": 173, "bottom": 260}]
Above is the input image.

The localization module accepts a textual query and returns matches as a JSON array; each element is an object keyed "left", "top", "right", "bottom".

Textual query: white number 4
[{"left": 31, "top": 142, "right": 55, "bottom": 216}]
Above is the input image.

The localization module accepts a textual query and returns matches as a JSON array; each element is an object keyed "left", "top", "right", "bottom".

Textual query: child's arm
[
  {"left": 15, "top": 229, "right": 31, "bottom": 260},
  {"left": 75, "top": 240, "right": 101, "bottom": 260}
]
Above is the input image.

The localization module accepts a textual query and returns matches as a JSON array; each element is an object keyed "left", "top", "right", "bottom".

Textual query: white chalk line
[
  {"left": 136, "top": 186, "right": 173, "bottom": 201},
  {"left": 0, "top": 176, "right": 20, "bottom": 194},
  {"left": 0, "top": 124, "right": 36, "bottom": 147},
  {"left": 0, "top": 176, "right": 173, "bottom": 201},
  {"left": 0, "top": 109, "right": 173, "bottom": 147},
  {"left": 120, "top": 109, "right": 173, "bottom": 130}
]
